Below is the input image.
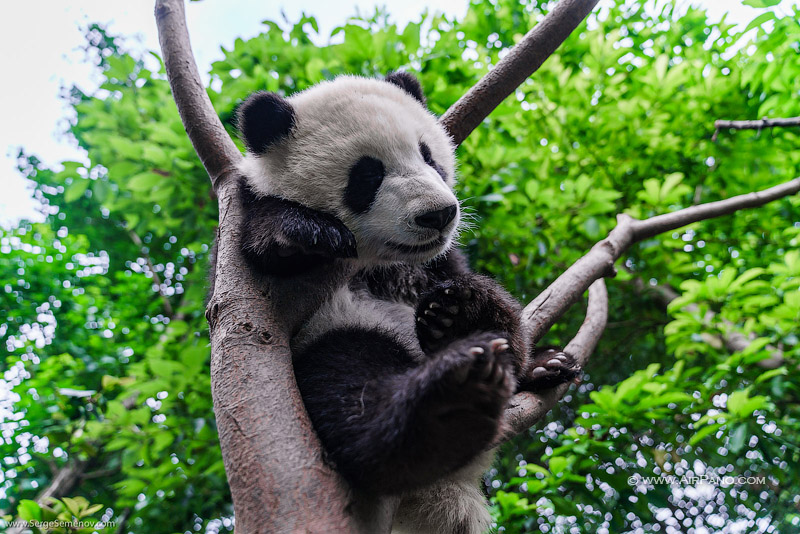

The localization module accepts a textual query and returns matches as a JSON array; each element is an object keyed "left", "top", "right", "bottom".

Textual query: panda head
[{"left": 237, "top": 73, "right": 459, "bottom": 266}]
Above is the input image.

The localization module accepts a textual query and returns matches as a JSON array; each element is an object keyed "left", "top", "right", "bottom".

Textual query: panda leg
[{"left": 294, "top": 328, "right": 514, "bottom": 494}]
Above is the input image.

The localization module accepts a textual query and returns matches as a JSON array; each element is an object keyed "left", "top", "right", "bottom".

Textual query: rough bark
[
  {"left": 156, "top": 1, "right": 362, "bottom": 532},
  {"left": 154, "top": 0, "right": 800, "bottom": 530},
  {"left": 440, "top": 0, "right": 601, "bottom": 146}
]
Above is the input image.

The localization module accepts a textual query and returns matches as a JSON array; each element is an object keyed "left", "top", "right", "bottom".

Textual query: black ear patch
[
  {"left": 237, "top": 91, "right": 295, "bottom": 154},
  {"left": 344, "top": 156, "right": 386, "bottom": 214},
  {"left": 385, "top": 72, "right": 426, "bottom": 106}
]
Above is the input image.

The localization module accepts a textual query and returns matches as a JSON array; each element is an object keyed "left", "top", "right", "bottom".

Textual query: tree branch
[
  {"left": 155, "top": 1, "right": 365, "bottom": 532},
  {"left": 154, "top": 0, "right": 241, "bottom": 191},
  {"left": 499, "top": 279, "right": 607, "bottom": 443},
  {"left": 503, "top": 177, "right": 800, "bottom": 438},
  {"left": 713, "top": 116, "right": 800, "bottom": 141},
  {"left": 440, "top": 0, "right": 600, "bottom": 145},
  {"left": 522, "top": 177, "right": 800, "bottom": 347}
]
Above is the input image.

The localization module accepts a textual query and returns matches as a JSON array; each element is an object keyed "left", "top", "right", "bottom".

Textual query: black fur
[
  {"left": 385, "top": 72, "right": 426, "bottom": 106},
  {"left": 292, "top": 248, "right": 578, "bottom": 494},
  {"left": 344, "top": 156, "right": 386, "bottom": 214},
  {"left": 295, "top": 327, "right": 514, "bottom": 494},
  {"left": 240, "top": 180, "right": 356, "bottom": 276},
  {"left": 237, "top": 91, "right": 295, "bottom": 154},
  {"left": 414, "top": 271, "right": 527, "bottom": 375},
  {"left": 419, "top": 142, "right": 447, "bottom": 180}
]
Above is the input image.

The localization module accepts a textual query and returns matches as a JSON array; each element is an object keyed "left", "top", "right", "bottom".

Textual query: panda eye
[
  {"left": 344, "top": 156, "right": 386, "bottom": 214},
  {"left": 419, "top": 142, "right": 446, "bottom": 180}
]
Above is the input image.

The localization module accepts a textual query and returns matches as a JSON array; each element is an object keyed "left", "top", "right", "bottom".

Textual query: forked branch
[
  {"left": 499, "top": 279, "right": 608, "bottom": 443},
  {"left": 503, "top": 177, "right": 800, "bottom": 438},
  {"left": 154, "top": 0, "right": 800, "bottom": 528}
]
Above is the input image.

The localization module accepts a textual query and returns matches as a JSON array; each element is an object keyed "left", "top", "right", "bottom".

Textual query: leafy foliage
[{"left": 1, "top": 1, "right": 799, "bottom": 533}]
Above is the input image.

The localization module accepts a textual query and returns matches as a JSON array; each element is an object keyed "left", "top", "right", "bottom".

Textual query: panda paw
[
  {"left": 519, "top": 348, "right": 580, "bottom": 391},
  {"left": 416, "top": 279, "right": 478, "bottom": 354},
  {"left": 240, "top": 193, "right": 357, "bottom": 276},
  {"left": 425, "top": 333, "right": 515, "bottom": 435}
]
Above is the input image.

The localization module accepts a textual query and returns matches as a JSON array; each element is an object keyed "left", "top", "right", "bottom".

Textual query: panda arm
[
  {"left": 416, "top": 249, "right": 579, "bottom": 391},
  {"left": 294, "top": 327, "right": 513, "bottom": 495},
  {"left": 239, "top": 180, "right": 357, "bottom": 276}
]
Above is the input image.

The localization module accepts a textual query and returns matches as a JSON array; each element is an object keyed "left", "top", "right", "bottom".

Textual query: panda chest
[{"left": 291, "top": 286, "right": 421, "bottom": 358}]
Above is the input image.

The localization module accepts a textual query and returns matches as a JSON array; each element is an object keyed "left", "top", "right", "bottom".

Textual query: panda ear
[
  {"left": 237, "top": 91, "right": 296, "bottom": 154},
  {"left": 385, "top": 72, "right": 426, "bottom": 107}
]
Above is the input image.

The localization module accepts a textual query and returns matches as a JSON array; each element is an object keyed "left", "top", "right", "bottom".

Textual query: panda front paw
[
  {"left": 519, "top": 348, "right": 580, "bottom": 391},
  {"left": 416, "top": 281, "right": 474, "bottom": 354},
  {"left": 241, "top": 189, "right": 357, "bottom": 276},
  {"left": 416, "top": 275, "right": 525, "bottom": 366},
  {"left": 441, "top": 335, "right": 514, "bottom": 392}
]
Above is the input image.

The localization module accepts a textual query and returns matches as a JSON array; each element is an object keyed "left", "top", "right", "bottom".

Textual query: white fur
[
  {"left": 291, "top": 286, "right": 419, "bottom": 358},
  {"left": 243, "top": 76, "right": 492, "bottom": 533},
  {"left": 393, "top": 452, "right": 495, "bottom": 534},
  {"left": 240, "top": 76, "right": 460, "bottom": 265}
]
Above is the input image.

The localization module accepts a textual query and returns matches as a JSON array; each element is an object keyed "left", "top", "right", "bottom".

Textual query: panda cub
[{"left": 237, "top": 73, "right": 578, "bottom": 534}]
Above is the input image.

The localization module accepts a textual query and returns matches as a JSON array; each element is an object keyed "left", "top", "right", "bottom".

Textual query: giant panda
[{"left": 236, "top": 73, "right": 578, "bottom": 534}]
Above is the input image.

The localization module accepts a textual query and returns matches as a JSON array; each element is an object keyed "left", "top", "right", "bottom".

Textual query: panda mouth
[{"left": 385, "top": 237, "right": 446, "bottom": 254}]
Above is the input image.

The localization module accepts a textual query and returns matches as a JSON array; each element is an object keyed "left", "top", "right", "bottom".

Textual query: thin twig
[
  {"left": 712, "top": 116, "right": 800, "bottom": 141},
  {"left": 440, "top": 0, "right": 600, "bottom": 145}
]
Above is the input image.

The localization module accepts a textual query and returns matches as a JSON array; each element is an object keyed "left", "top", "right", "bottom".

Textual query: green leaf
[
  {"left": 93, "top": 179, "right": 112, "bottom": 204},
  {"left": 83, "top": 503, "right": 104, "bottom": 517},
  {"left": 17, "top": 500, "right": 42, "bottom": 521},
  {"left": 728, "top": 424, "right": 749, "bottom": 453},
  {"left": 128, "top": 172, "right": 164, "bottom": 192},
  {"left": 742, "top": 0, "right": 780, "bottom": 7},
  {"left": 548, "top": 456, "right": 568, "bottom": 475},
  {"left": 744, "top": 11, "right": 776, "bottom": 32},
  {"left": 64, "top": 179, "right": 90, "bottom": 202},
  {"left": 689, "top": 422, "right": 724, "bottom": 446},
  {"left": 61, "top": 496, "right": 83, "bottom": 517}
]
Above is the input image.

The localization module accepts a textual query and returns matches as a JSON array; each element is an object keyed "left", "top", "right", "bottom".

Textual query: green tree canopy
[{"left": 2, "top": 1, "right": 799, "bottom": 532}]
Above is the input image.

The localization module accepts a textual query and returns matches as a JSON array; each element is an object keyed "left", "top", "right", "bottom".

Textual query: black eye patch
[
  {"left": 419, "top": 142, "right": 446, "bottom": 180},
  {"left": 344, "top": 156, "right": 386, "bottom": 214}
]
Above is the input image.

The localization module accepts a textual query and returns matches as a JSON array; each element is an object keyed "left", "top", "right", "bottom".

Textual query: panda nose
[{"left": 414, "top": 205, "right": 458, "bottom": 231}]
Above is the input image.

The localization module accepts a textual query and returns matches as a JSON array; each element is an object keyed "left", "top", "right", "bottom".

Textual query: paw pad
[{"left": 523, "top": 349, "right": 580, "bottom": 390}]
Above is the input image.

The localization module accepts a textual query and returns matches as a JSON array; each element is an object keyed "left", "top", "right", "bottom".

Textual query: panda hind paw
[{"left": 520, "top": 348, "right": 580, "bottom": 391}]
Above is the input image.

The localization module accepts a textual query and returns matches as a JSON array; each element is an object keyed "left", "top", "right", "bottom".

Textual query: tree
[{"left": 3, "top": 1, "right": 799, "bottom": 532}]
